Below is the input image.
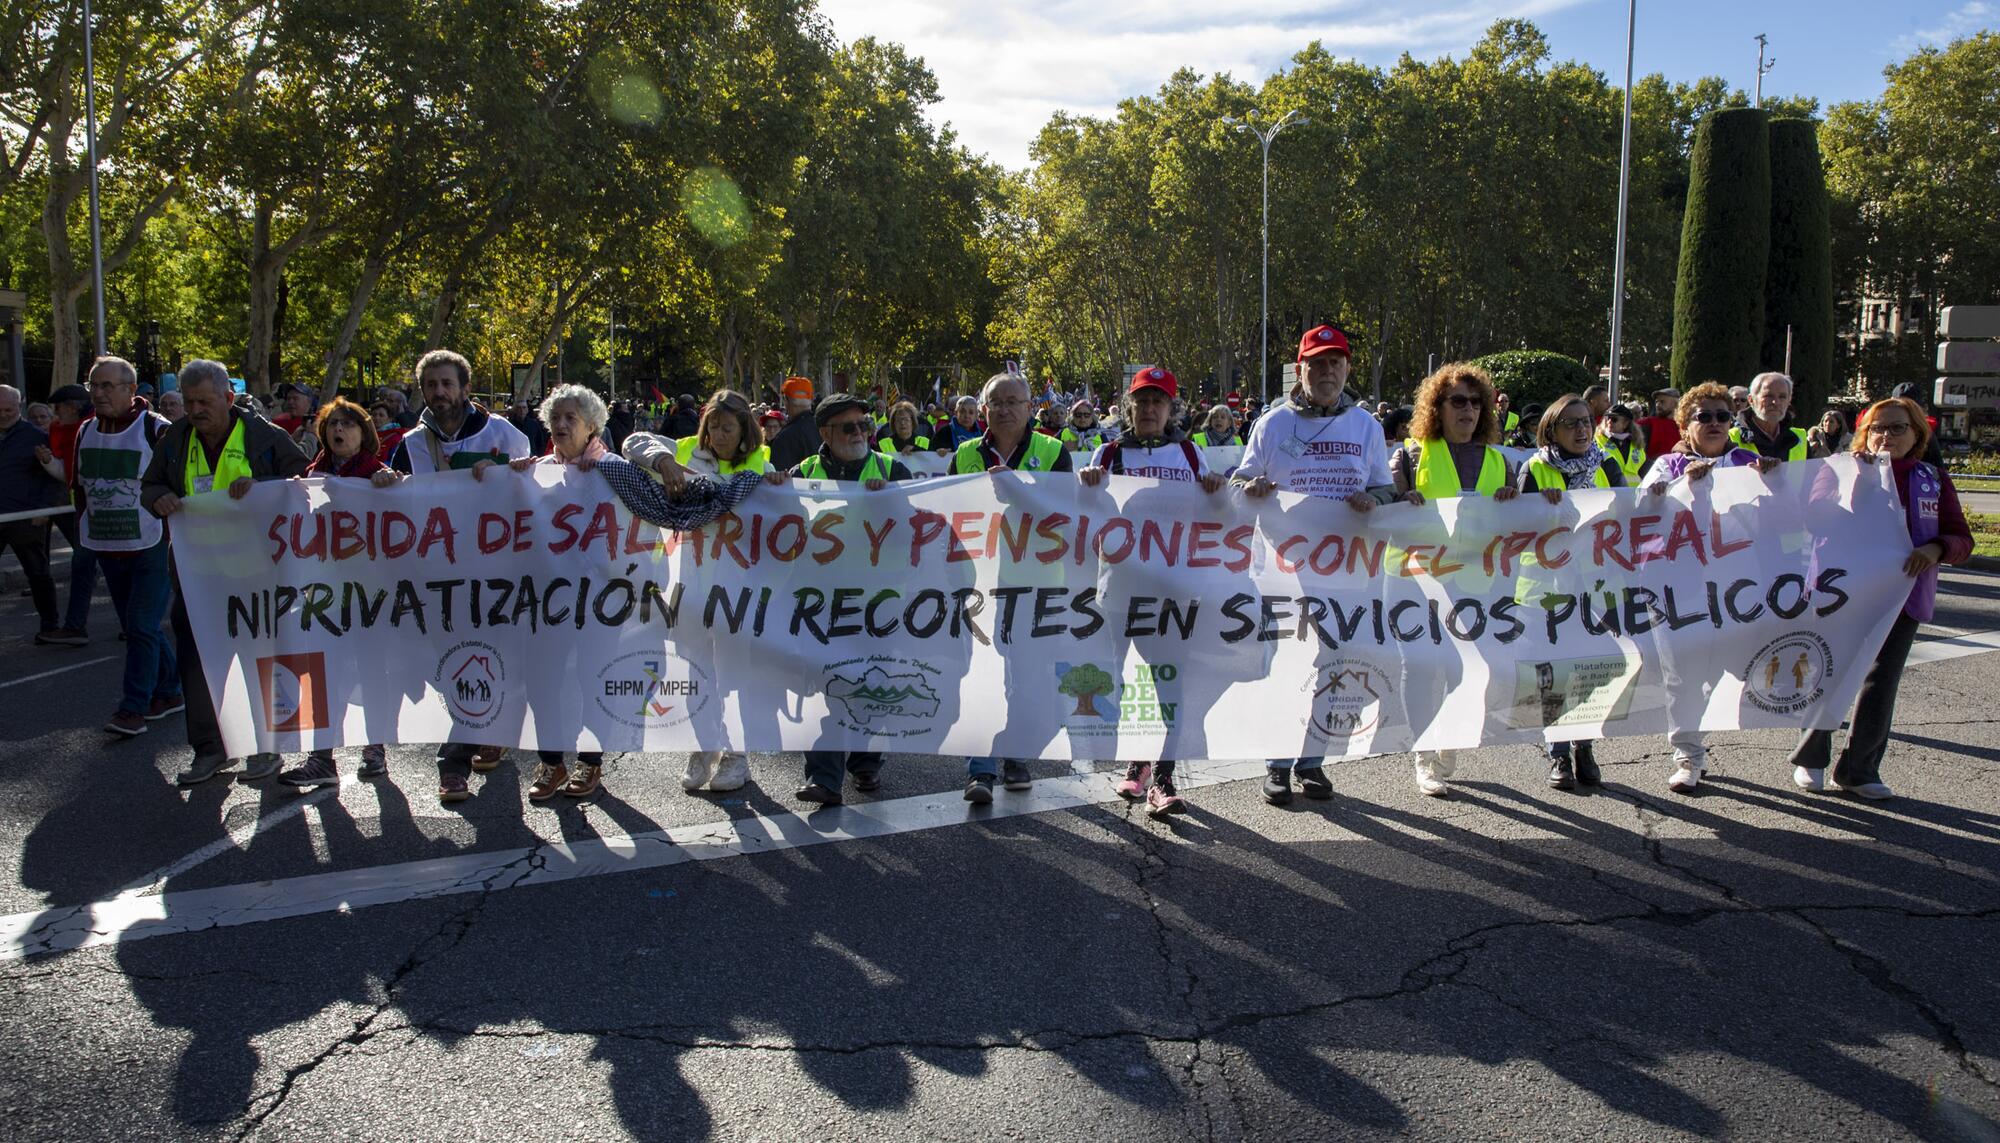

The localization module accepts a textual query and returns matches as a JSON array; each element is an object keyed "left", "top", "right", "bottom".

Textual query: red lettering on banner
[
  {"left": 713, "top": 513, "right": 755, "bottom": 568},
  {"left": 417, "top": 507, "right": 457, "bottom": 562},
  {"left": 578, "top": 503, "right": 619, "bottom": 560},
  {"left": 990, "top": 513, "right": 1032, "bottom": 562},
  {"left": 1662, "top": 510, "right": 1706, "bottom": 563},
  {"left": 909, "top": 511, "right": 945, "bottom": 566},
  {"left": 769, "top": 514, "right": 807, "bottom": 561},
  {"left": 512, "top": 509, "right": 534, "bottom": 553},
  {"left": 864, "top": 518, "right": 897, "bottom": 565},
  {"left": 477, "top": 512, "right": 512, "bottom": 555},
  {"left": 1397, "top": 544, "right": 1433, "bottom": 577},
  {"left": 1187, "top": 521, "right": 1222, "bottom": 568},
  {"left": 1627, "top": 514, "right": 1663, "bottom": 564},
  {"left": 1034, "top": 513, "right": 1072, "bottom": 564},
  {"left": 1709, "top": 511, "right": 1753, "bottom": 559},
  {"left": 1534, "top": 528, "right": 1572, "bottom": 569},
  {"left": 382, "top": 512, "right": 416, "bottom": 558},
  {"left": 948, "top": 512, "right": 983, "bottom": 562},
  {"left": 1591, "top": 519, "right": 1635, "bottom": 571},
  {"left": 267, "top": 516, "right": 285, "bottom": 563},
  {"left": 811, "top": 513, "right": 845, "bottom": 564},
  {"left": 330, "top": 512, "right": 367, "bottom": 561},
  {"left": 1275, "top": 534, "right": 1305, "bottom": 574},
  {"left": 549, "top": 503, "right": 585, "bottom": 553},
  {"left": 1222, "top": 525, "right": 1254, "bottom": 573}
]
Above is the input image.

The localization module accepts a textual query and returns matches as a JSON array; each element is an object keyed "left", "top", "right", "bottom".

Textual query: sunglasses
[
  {"left": 1689, "top": 409, "right": 1732, "bottom": 425},
  {"left": 1443, "top": 394, "right": 1481, "bottom": 410}
]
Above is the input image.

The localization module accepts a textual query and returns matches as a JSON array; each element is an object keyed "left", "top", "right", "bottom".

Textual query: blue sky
[{"left": 815, "top": 0, "right": 1996, "bottom": 169}]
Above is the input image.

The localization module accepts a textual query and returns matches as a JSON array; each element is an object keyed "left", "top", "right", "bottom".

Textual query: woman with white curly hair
[{"left": 508, "top": 384, "right": 766, "bottom": 801}]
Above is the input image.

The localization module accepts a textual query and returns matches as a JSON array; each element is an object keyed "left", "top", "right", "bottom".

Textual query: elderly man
[
  {"left": 1730, "top": 371, "right": 1819, "bottom": 461},
  {"left": 141, "top": 360, "right": 309, "bottom": 782},
  {"left": 1236, "top": 325, "right": 1394, "bottom": 806},
  {"left": 766, "top": 376, "right": 822, "bottom": 471},
  {"left": 1495, "top": 391, "right": 1520, "bottom": 435},
  {"left": 155, "top": 390, "right": 186, "bottom": 423},
  {"left": 67, "top": 357, "right": 185, "bottom": 739},
  {"left": 380, "top": 386, "right": 419, "bottom": 429},
  {"left": 386, "top": 349, "right": 531, "bottom": 797},
  {"left": 783, "top": 393, "right": 914, "bottom": 806},
  {"left": 1728, "top": 385, "right": 1752, "bottom": 414},
  {"left": 0, "top": 385, "right": 67, "bottom": 642},
  {"left": 946, "top": 371, "right": 1073, "bottom": 802}
]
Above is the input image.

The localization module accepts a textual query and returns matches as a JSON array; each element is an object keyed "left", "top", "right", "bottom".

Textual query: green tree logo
[{"left": 1059, "top": 664, "right": 1116, "bottom": 717}]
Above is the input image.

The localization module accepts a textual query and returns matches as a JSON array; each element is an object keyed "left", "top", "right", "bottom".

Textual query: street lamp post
[
  {"left": 1607, "top": 0, "right": 1636, "bottom": 406},
  {"left": 1754, "top": 34, "right": 1776, "bottom": 108},
  {"left": 1223, "top": 109, "right": 1308, "bottom": 407},
  {"left": 82, "top": 0, "right": 108, "bottom": 357}
]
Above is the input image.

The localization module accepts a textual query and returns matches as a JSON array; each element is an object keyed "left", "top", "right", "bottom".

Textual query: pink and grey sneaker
[
  {"left": 1145, "top": 780, "right": 1186, "bottom": 818},
  {"left": 1116, "top": 762, "right": 1151, "bottom": 800}
]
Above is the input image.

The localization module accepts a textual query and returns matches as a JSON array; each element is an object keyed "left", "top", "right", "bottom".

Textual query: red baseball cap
[
  {"left": 1297, "top": 324, "right": 1350, "bottom": 362},
  {"left": 1129, "top": 366, "right": 1177, "bottom": 398}
]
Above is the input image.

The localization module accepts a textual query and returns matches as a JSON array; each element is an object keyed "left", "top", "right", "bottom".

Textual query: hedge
[
  {"left": 1468, "top": 350, "right": 1597, "bottom": 412},
  {"left": 1762, "top": 118, "right": 1836, "bottom": 416},
  {"left": 1672, "top": 107, "right": 1771, "bottom": 391}
]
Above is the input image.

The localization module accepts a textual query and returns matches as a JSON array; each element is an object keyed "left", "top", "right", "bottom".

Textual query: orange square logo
[{"left": 257, "top": 653, "right": 330, "bottom": 731}]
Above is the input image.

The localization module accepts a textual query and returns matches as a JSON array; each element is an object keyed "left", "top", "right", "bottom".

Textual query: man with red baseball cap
[
  {"left": 767, "top": 375, "right": 822, "bottom": 470},
  {"left": 1233, "top": 323, "right": 1395, "bottom": 807}
]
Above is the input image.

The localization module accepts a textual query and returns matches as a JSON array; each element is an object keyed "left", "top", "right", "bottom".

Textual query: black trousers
[
  {"left": 1788, "top": 611, "right": 1920, "bottom": 787},
  {"left": 169, "top": 577, "right": 227, "bottom": 761},
  {"left": 1, "top": 519, "right": 57, "bottom": 630}
]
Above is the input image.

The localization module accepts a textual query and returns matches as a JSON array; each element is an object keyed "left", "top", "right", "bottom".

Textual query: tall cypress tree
[
  {"left": 1762, "top": 118, "right": 1836, "bottom": 415},
  {"left": 1671, "top": 108, "right": 1771, "bottom": 390}
]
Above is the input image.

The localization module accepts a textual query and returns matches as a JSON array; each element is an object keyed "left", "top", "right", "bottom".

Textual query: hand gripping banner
[{"left": 173, "top": 458, "right": 1914, "bottom": 761}]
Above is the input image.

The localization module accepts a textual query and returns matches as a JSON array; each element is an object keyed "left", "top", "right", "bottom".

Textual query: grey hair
[
  {"left": 979, "top": 373, "right": 1029, "bottom": 406},
  {"left": 954, "top": 395, "right": 980, "bottom": 414},
  {"left": 0, "top": 384, "right": 19, "bottom": 403},
  {"left": 539, "top": 383, "right": 608, "bottom": 435},
  {"left": 1749, "top": 371, "right": 1792, "bottom": 397},
  {"left": 89, "top": 355, "right": 139, "bottom": 388},
  {"left": 179, "top": 359, "right": 231, "bottom": 395},
  {"left": 1203, "top": 405, "right": 1235, "bottom": 432}
]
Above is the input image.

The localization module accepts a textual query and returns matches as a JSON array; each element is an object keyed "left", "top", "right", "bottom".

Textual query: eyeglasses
[
  {"left": 1689, "top": 409, "right": 1733, "bottom": 425},
  {"left": 1443, "top": 394, "right": 1481, "bottom": 410},
  {"left": 1866, "top": 422, "right": 1914, "bottom": 437},
  {"left": 829, "top": 419, "right": 873, "bottom": 436},
  {"left": 1552, "top": 415, "right": 1592, "bottom": 432}
]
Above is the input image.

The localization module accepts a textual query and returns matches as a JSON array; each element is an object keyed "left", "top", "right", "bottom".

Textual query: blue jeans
[
  {"left": 965, "top": 756, "right": 1021, "bottom": 778},
  {"left": 54, "top": 511, "right": 96, "bottom": 632},
  {"left": 98, "top": 541, "right": 179, "bottom": 715},
  {"left": 804, "top": 751, "right": 882, "bottom": 789},
  {"left": 1268, "top": 757, "right": 1324, "bottom": 771}
]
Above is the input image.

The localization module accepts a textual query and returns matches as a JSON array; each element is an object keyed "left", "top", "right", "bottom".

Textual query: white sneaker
[
  {"left": 1412, "top": 756, "right": 1450, "bottom": 797},
  {"left": 1792, "top": 766, "right": 1825, "bottom": 792},
  {"left": 1836, "top": 780, "right": 1894, "bottom": 800},
  {"left": 681, "top": 750, "right": 719, "bottom": 792},
  {"left": 1667, "top": 764, "right": 1703, "bottom": 794},
  {"left": 708, "top": 752, "right": 750, "bottom": 792}
]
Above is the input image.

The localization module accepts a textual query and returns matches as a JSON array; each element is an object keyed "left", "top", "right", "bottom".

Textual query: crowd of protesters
[{"left": 0, "top": 328, "right": 1972, "bottom": 821}]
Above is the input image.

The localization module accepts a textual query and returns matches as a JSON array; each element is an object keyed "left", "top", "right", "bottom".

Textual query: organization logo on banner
[
  {"left": 436, "top": 640, "right": 506, "bottom": 729},
  {"left": 594, "top": 652, "right": 711, "bottom": 729},
  {"left": 822, "top": 656, "right": 942, "bottom": 735},
  {"left": 1744, "top": 631, "right": 1831, "bottom": 715},
  {"left": 1055, "top": 662, "right": 1179, "bottom": 737},
  {"left": 1304, "top": 658, "right": 1395, "bottom": 741},
  {"left": 257, "top": 653, "right": 330, "bottom": 731}
]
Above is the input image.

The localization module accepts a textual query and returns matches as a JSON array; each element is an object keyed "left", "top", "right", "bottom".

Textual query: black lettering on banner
[
  {"left": 1159, "top": 598, "right": 1198, "bottom": 640},
  {"left": 827, "top": 587, "right": 865, "bottom": 638},
  {"left": 789, "top": 587, "right": 826, "bottom": 642},
  {"left": 639, "top": 580, "right": 681, "bottom": 627},
  {"left": 1070, "top": 588, "right": 1104, "bottom": 639},
  {"left": 593, "top": 577, "right": 637, "bottom": 626},
  {"left": 1125, "top": 596, "right": 1160, "bottom": 638},
  {"left": 1623, "top": 586, "right": 1661, "bottom": 634},
  {"left": 273, "top": 585, "right": 298, "bottom": 626},
  {"left": 575, "top": 577, "right": 590, "bottom": 630},
  {"left": 1579, "top": 585, "right": 1620, "bottom": 636},
  {"left": 513, "top": 576, "right": 542, "bottom": 631},
  {"left": 300, "top": 582, "right": 337, "bottom": 634},
  {"left": 227, "top": 595, "right": 255, "bottom": 638},
  {"left": 992, "top": 586, "right": 1031, "bottom": 642},
  {"left": 1296, "top": 597, "right": 1335, "bottom": 646},
  {"left": 484, "top": 578, "right": 515, "bottom": 628},
  {"left": 1219, "top": 593, "right": 1256, "bottom": 642},
  {"left": 1490, "top": 597, "right": 1526, "bottom": 643},
  {"left": 1767, "top": 573, "right": 1809, "bottom": 620},
  {"left": 1259, "top": 596, "right": 1293, "bottom": 642},
  {"left": 1814, "top": 568, "right": 1850, "bottom": 616},
  {"left": 391, "top": 580, "right": 426, "bottom": 634},
  {"left": 425, "top": 580, "right": 460, "bottom": 632},
  {"left": 467, "top": 579, "right": 482, "bottom": 628},
  {"left": 711, "top": 585, "right": 755, "bottom": 633},
  {"left": 1388, "top": 600, "right": 1425, "bottom": 643},
  {"left": 865, "top": 589, "right": 902, "bottom": 637},
  {"left": 1723, "top": 578, "right": 1765, "bottom": 624},
  {"left": 1542, "top": 595, "right": 1575, "bottom": 644},
  {"left": 951, "top": 588, "right": 989, "bottom": 645},
  {"left": 906, "top": 589, "right": 947, "bottom": 638},
  {"left": 355, "top": 584, "right": 388, "bottom": 628},
  {"left": 1030, "top": 588, "right": 1067, "bottom": 639},
  {"left": 542, "top": 576, "right": 571, "bottom": 627},
  {"left": 1661, "top": 584, "right": 1711, "bottom": 631},
  {"left": 1445, "top": 598, "right": 1486, "bottom": 641},
  {"left": 1334, "top": 600, "right": 1368, "bottom": 644}
]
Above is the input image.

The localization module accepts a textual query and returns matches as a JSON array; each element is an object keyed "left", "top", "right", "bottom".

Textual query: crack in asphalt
[{"left": 231, "top": 842, "right": 550, "bottom": 1139}]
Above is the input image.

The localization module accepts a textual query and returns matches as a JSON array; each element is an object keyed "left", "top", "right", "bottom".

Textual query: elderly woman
[
  {"left": 622, "top": 389, "right": 769, "bottom": 794},
  {"left": 1788, "top": 398, "right": 1971, "bottom": 799},
  {"left": 1641, "top": 381, "right": 1780, "bottom": 794},
  {"left": 1388, "top": 363, "right": 1523, "bottom": 796},
  {"left": 876, "top": 400, "right": 932, "bottom": 455},
  {"left": 1191, "top": 406, "right": 1239, "bottom": 447},
  {"left": 1807, "top": 409, "right": 1852, "bottom": 458},
  {"left": 25, "top": 401, "right": 54, "bottom": 431},
  {"left": 277, "top": 398, "right": 401, "bottom": 790},
  {"left": 943, "top": 396, "right": 984, "bottom": 450},
  {"left": 511, "top": 384, "right": 764, "bottom": 800}
]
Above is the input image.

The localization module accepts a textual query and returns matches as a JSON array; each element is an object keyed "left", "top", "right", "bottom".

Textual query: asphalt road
[{"left": 2, "top": 563, "right": 1998, "bottom": 1141}]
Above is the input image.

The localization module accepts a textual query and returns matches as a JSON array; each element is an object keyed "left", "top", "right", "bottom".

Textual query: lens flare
[
  {"left": 681, "top": 167, "right": 750, "bottom": 248},
  {"left": 586, "top": 50, "right": 662, "bottom": 126}
]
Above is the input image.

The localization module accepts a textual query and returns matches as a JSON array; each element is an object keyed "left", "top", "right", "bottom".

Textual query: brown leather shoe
[
  {"left": 561, "top": 763, "right": 602, "bottom": 798},
  {"left": 470, "top": 745, "right": 505, "bottom": 772},
  {"left": 528, "top": 762, "right": 567, "bottom": 801}
]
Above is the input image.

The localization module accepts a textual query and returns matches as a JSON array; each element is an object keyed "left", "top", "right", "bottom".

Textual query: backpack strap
[
  {"left": 1102, "top": 440, "right": 1123, "bottom": 475},
  {"left": 1179, "top": 440, "right": 1199, "bottom": 474}
]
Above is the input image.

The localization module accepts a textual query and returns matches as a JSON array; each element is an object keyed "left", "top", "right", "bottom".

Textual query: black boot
[
  {"left": 1548, "top": 755, "right": 1576, "bottom": 791},
  {"left": 1295, "top": 766, "right": 1333, "bottom": 800},
  {"left": 1573, "top": 742, "right": 1601, "bottom": 786},
  {"left": 1263, "top": 767, "right": 1293, "bottom": 805}
]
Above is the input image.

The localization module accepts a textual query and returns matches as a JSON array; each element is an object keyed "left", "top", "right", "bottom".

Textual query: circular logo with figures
[
  {"left": 1304, "top": 657, "right": 1395, "bottom": 740},
  {"left": 594, "top": 653, "right": 712, "bottom": 729},
  {"left": 436, "top": 640, "right": 506, "bottom": 728},
  {"left": 1744, "top": 632, "right": 1831, "bottom": 715}
]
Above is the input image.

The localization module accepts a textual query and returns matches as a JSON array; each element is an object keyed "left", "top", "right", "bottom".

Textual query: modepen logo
[{"left": 257, "top": 653, "right": 330, "bottom": 731}]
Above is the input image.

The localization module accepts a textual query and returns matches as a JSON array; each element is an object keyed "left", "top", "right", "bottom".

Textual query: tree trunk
[
  {"left": 1370, "top": 302, "right": 1393, "bottom": 403},
  {"left": 322, "top": 251, "right": 388, "bottom": 398},
  {"left": 424, "top": 197, "right": 513, "bottom": 349},
  {"left": 244, "top": 204, "right": 282, "bottom": 394}
]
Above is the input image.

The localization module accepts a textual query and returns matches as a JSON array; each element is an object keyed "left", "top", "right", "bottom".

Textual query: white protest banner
[
  {"left": 895, "top": 445, "right": 1246, "bottom": 480},
  {"left": 173, "top": 457, "right": 1914, "bottom": 761}
]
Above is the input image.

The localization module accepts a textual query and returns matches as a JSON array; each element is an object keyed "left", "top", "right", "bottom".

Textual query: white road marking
[
  {"left": 114, "top": 776, "right": 359, "bottom": 897},
  {"left": 0, "top": 656, "right": 117, "bottom": 690},
  {"left": 1908, "top": 628, "right": 2000, "bottom": 666},
  {"left": 0, "top": 760, "right": 1269, "bottom": 960}
]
